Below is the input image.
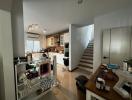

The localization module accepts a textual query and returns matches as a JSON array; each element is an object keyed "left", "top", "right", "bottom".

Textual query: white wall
[
  {"left": 69, "top": 24, "right": 94, "bottom": 71},
  {"left": 0, "top": 21, "right": 5, "bottom": 100},
  {"left": 40, "top": 35, "right": 46, "bottom": 49},
  {"left": 11, "top": 0, "right": 25, "bottom": 57},
  {"left": 64, "top": 33, "right": 70, "bottom": 43},
  {"left": 0, "top": 9, "right": 15, "bottom": 100},
  {"left": 93, "top": 7, "right": 132, "bottom": 72},
  {"left": 0, "top": 0, "right": 12, "bottom": 11}
]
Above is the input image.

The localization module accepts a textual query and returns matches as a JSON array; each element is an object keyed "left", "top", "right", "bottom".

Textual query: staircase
[{"left": 78, "top": 42, "right": 94, "bottom": 73}]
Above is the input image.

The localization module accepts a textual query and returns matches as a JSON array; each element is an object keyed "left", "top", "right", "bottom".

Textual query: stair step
[
  {"left": 87, "top": 46, "right": 93, "bottom": 48},
  {"left": 88, "top": 44, "right": 93, "bottom": 46},
  {"left": 85, "top": 49, "right": 93, "bottom": 51},
  {"left": 88, "top": 43, "right": 93, "bottom": 46},
  {"left": 86, "top": 47, "right": 93, "bottom": 49},
  {"left": 84, "top": 52, "right": 93, "bottom": 55},
  {"left": 83, "top": 53, "right": 93, "bottom": 57},
  {"left": 88, "top": 42, "right": 93, "bottom": 44},
  {"left": 79, "top": 62, "right": 93, "bottom": 68},
  {"left": 85, "top": 51, "right": 93, "bottom": 53},
  {"left": 84, "top": 51, "right": 93, "bottom": 54},
  {"left": 86, "top": 48, "right": 93, "bottom": 51},
  {"left": 88, "top": 45, "right": 93, "bottom": 47},
  {"left": 82, "top": 56, "right": 93, "bottom": 60},
  {"left": 80, "top": 59, "right": 93, "bottom": 64},
  {"left": 78, "top": 66, "right": 93, "bottom": 73},
  {"left": 83, "top": 54, "right": 93, "bottom": 58}
]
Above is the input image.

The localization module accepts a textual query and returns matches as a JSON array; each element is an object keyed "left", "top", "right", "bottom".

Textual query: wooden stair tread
[
  {"left": 86, "top": 48, "right": 93, "bottom": 50},
  {"left": 79, "top": 62, "right": 93, "bottom": 66},
  {"left": 87, "top": 46, "right": 93, "bottom": 47},
  {"left": 80, "top": 59, "right": 93, "bottom": 64},
  {"left": 83, "top": 53, "right": 93, "bottom": 57},
  {"left": 84, "top": 51, "right": 93, "bottom": 54},
  {"left": 88, "top": 44, "right": 93, "bottom": 46},
  {"left": 85, "top": 49, "right": 93, "bottom": 52},
  {"left": 84, "top": 52, "right": 93, "bottom": 54},
  {"left": 82, "top": 56, "right": 93, "bottom": 60}
]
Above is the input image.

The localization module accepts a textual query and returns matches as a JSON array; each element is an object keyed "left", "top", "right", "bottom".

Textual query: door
[
  {"left": 110, "top": 27, "right": 131, "bottom": 66},
  {"left": 102, "top": 29, "right": 111, "bottom": 64}
]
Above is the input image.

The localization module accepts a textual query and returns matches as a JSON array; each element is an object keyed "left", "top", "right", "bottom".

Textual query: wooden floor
[{"left": 39, "top": 64, "right": 92, "bottom": 100}]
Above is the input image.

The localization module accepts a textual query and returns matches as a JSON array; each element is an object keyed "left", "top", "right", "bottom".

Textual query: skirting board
[{"left": 68, "top": 66, "right": 78, "bottom": 72}]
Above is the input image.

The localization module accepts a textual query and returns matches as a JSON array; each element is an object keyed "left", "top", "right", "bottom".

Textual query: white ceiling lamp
[
  {"left": 27, "top": 24, "right": 47, "bottom": 34},
  {"left": 28, "top": 24, "right": 39, "bottom": 32}
]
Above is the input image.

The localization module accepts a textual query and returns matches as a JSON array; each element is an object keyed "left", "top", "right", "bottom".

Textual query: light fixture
[
  {"left": 34, "top": 24, "right": 39, "bottom": 29},
  {"left": 27, "top": 24, "right": 39, "bottom": 32},
  {"left": 27, "top": 24, "right": 47, "bottom": 34}
]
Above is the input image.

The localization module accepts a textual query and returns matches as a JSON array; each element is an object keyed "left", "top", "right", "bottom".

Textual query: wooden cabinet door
[
  {"left": 47, "top": 37, "right": 54, "bottom": 47},
  {"left": 60, "top": 35, "right": 64, "bottom": 46},
  {"left": 50, "top": 37, "right": 54, "bottom": 46}
]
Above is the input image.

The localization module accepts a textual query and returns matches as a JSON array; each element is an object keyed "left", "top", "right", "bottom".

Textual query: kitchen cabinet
[
  {"left": 47, "top": 37, "right": 54, "bottom": 47},
  {"left": 60, "top": 35, "right": 64, "bottom": 46},
  {"left": 64, "top": 33, "right": 70, "bottom": 43},
  {"left": 46, "top": 35, "right": 60, "bottom": 47},
  {"left": 54, "top": 34, "right": 60, "bottom": 46},
  {"left": 46, "top": 32, "right": 69, "bottom": 47}
]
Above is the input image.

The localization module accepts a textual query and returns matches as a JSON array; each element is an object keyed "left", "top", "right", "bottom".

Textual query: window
[
  {"left": 26, "top": 40, "right": 40, "bottom": 52},
  {"left": 33, "top": 41, "right": 40, "bottom": 51}
]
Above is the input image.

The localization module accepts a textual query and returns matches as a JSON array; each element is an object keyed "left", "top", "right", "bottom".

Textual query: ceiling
[{"left": 23, "top": 0, "right": 132, "bottom": 35}]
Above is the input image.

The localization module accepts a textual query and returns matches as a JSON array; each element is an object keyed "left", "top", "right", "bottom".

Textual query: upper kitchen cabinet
[
  {"left": 60, "top": 34, "right": 64, "bottom": 46},
  {"left": 54, "top": 34, "right": 60, "bottom": 46},
  {"left": 46, "top": 37, "right": 54, "bottom": 47},
  {"left": 64, "top": 33, "right": 70, "bottom": 43},
  {"left": 60, "top": 33, "right": 70, "bottom": 46},
  {"left": 102, "top": 26, "right": 132, "bottom": 66},
  {"left": 46, "top": 34, "right": 60, "bottom": 47},
  {"left": 46, "top": 36, "right": 55, "bottom": 47},
  {"left": 46, "top": 30, "right": 69, "bottom": 47}
]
